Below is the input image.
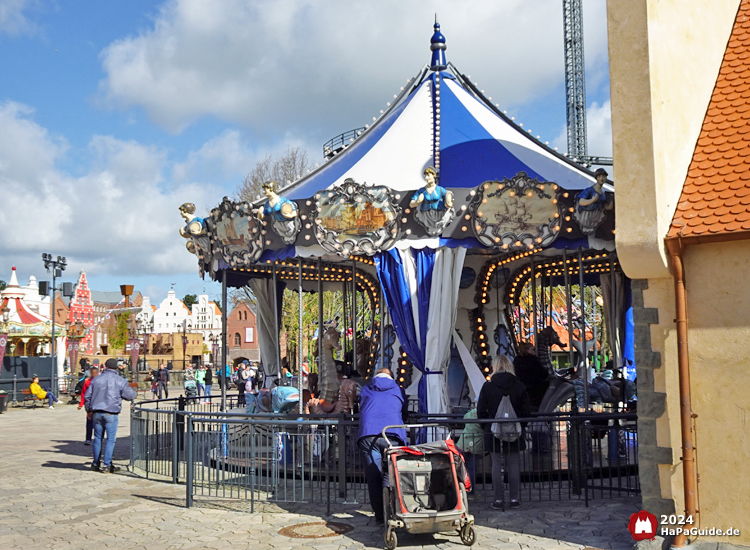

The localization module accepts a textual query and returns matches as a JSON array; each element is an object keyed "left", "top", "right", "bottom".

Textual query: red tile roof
[{"left": 668, "top": 1, "right": 750, "bottom": 239}]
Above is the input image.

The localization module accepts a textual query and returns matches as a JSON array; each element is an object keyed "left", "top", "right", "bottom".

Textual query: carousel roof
[
  {"left": 0, "top": 267, "right": 53, "bottom": 326},
  {"left": 283, "top": 22, "right": 599, "bottom": 201}
]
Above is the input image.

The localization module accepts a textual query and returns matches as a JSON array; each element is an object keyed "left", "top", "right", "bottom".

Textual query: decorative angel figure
[
  {"left": 257, "top": 181, "right": 300, "bottom": 244},
  {"left": 574, "top": 168, "right": 614, "bottom": 235},
  {"left": 409, "top": 167, "right": 455, "bottom": 236}
]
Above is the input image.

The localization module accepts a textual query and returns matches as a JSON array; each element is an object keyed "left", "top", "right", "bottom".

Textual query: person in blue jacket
[{"left": 357, "top": 368, "right": 409, "bottom": 524}]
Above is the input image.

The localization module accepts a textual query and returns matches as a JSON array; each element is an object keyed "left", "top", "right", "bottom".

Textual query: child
[{"left": 456, "top": 406, "right": 484, "bottom": 496}]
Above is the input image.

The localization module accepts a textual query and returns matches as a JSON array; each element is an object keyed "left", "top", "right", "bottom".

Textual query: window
[
  {"left": 245, "top": 327, "right": 254, "bottom": 343},
  {"left": 234, "top": 333, "right": 241, "bottom": 347}
]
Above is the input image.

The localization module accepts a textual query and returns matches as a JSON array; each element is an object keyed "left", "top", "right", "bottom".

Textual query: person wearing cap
[{"left": 84, "top": 358, "right": 137, "bottom": 473}]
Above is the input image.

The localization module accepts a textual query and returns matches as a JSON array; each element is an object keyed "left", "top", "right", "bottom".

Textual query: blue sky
[{"left": 0, "top": 0, "right": 612, "bottom": 305}]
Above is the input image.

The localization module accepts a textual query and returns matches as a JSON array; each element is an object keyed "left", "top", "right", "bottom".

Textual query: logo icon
[{"left": 628, "top": 511, "right": 658, "bottom": 541}]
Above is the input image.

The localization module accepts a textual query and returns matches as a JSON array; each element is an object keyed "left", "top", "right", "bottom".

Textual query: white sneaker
[{"left": 49, "top": 406, "right": 55, "bottom": 409}]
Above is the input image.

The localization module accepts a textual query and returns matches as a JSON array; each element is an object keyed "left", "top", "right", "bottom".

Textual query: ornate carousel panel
[
  {"left": 313, "top": 179, "right": 400, "bottom": 256},
  {"left": 210, "top": 198, "right": 264, "bottom": 267},
  {"left": 470, "top": 173, "right": 561, "bottom": 250}
]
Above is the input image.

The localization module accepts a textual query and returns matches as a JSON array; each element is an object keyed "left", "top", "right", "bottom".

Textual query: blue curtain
[
  {"left": 622, "top": 278, "right": 636, "bottom": 381},
  {"left": 375, "top": 248, "right": 435, "bottom": 413}
]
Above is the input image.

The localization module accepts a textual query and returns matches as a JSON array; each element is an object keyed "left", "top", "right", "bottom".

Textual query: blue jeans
[
  {"left": 42, "top": 386, "right": 59, "bottom": 407},
  {"left": 92, "top": 413, "right": 119, "bottom": 468},
  {"left": 463, "top": 452, "right": 477, "bottom": 493},
  {"left": 196, "top": 383, "right": 205, "bottom": 396},
  {"left": 205, "top": 385, "right": 212, "bottom": 397},
  {"left": 358, "top": 435, "right": 401, "bottom": 522}
]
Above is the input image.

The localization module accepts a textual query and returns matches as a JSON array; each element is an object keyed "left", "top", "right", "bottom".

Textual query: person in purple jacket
[{"left": 357, "top": 368, "right": 409, "bottom": 524}]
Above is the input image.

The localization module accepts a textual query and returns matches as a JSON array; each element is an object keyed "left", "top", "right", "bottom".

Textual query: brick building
[
  {"left": 226, "top": 302, "right": 259, "bottom": 364},
  {"left": 66, "top": 271, "right": 94, "bottom": 353},
  {"left": 90, "top": 289, "right": 142, "bottom": 354}
]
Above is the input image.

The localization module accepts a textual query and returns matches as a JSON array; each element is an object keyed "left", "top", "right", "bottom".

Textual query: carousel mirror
[
  {"left": 470, "top": 173, "right": 561, "bottom": 250},
  {"left": 313, "top": 178, "right": 400, "bottom": 256},
  {"left": 210, "top": 197, "right": 264, "bottom": 268}
]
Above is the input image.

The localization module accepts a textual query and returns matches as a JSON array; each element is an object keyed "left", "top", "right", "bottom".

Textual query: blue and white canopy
[{"left": 283, "top": 28, "right": 598, "bottom": 201}]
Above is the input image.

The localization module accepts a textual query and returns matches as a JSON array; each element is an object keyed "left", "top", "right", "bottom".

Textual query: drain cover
[{"left": 279, "top": 521, "right": 354, "bottom": 539}]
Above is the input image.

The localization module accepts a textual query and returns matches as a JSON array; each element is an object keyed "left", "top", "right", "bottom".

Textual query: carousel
[
  {"left": 178, "top": 24, "right": 634, "bottom": 418},
  {"left": 0, "top": 267, "right": 66, "bottom": 358}
]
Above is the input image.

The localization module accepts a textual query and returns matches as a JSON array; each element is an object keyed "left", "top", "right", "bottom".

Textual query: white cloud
[
  {"left": 552, "top": 99, "right": 612, "bottom": 158},
  {"left": 98, "top": 0, "right": 610, "bottom": 134},
  {"left": 0, "top": 100, "right": 227, "bottom": 280},
  {"left": 0, "top": 0, "right": 39, "bottom": 36}
]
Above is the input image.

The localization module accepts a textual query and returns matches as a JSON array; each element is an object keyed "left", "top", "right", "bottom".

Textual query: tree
[
  {"left": 183, "top": 294, "right": 198, "bottom": 309},
  {"left": 237, "top": 146, "right": 311, "bottom": 203},
  {"left": 0, "top": 280, "right": 5, "bottom": 291},
  {"left": 106, "top": 313, "right": 129, "bottom": 355}
]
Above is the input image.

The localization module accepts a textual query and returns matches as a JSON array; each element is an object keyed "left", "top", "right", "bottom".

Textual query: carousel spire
[
  {"left": 8, "top": 266, "right": 19, "bottom": 288},
  {"left": 430, "top": 16, "right": 447, "bottom": 71}
]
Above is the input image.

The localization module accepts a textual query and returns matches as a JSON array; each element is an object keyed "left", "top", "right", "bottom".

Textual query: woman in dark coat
[
  {"left": 477, "top": 354, "right": 532, "bottom": 510},
  {"left": 513, "top": 342, "right": 550, "bottom": 411}
]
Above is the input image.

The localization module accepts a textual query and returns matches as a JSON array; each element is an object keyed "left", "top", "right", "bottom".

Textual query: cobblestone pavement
[{"left": 0, "top": 402, "right": 639, "bottom": 550}]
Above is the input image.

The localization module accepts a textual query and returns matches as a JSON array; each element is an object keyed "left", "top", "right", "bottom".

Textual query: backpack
[{"left": 491, "top": 394, "right": 522, "bottom": 442}]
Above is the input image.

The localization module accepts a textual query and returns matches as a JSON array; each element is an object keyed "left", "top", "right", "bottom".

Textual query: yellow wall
[
  {"left": 608, "top": 0, "right": 740, "bottom": 280},
  {"left": 681, "top": 241, "right": 750, "bottom": 542},
  {"left": 607, "top": 0, "right": 749, "bottom": 543}
]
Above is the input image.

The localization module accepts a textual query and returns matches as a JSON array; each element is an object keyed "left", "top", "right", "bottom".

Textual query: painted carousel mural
[{"left": 179, "top": 24, "right": 634, "bottom": 420}]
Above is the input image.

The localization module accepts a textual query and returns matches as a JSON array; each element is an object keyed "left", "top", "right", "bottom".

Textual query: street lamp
[
  {"left": 42, "top": 253, "right": 67, "bottom": 390},
  {"left": 141, "top": 318, "right": 153, "bottom": 374},
  {"left": 1, "top": 305, "right": 10, "bottom": 364},
  {"left": 208, "top": 333, "right": 220, "bottom": 365},
  {"left": 181, "top": 319, "right": 188, "bottom": 371}
]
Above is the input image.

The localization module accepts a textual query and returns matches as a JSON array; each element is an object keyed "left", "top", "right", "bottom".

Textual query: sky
[{"left": 0, "top": 0, "right": 612, "bottom": 305}]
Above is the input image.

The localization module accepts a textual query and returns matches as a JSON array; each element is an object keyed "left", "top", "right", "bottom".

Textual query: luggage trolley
[{"left": 381, "top": 424, "right": 476, "bottom": 549}]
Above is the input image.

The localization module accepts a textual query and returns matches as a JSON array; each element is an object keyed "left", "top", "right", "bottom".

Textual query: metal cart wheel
[
  {"left": 459, "top": 524, "right": 476, "bottom": 546},
  {"left": 384, "top": 527, "right": 398, "bottom": 550}
]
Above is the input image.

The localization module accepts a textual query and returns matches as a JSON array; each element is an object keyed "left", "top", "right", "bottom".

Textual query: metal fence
[{"left": 130, "top": 398, "right": 638, "bottom": 512}]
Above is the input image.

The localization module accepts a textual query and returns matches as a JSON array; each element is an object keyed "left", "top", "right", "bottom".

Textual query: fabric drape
[
  {"left": 376, "top": 246, "right": 465, "bottom": 416},
  {"left": 248, "top": 279, "right": 282, "bottom": 382},
  {"left": 600, "top": 272, "right": 625, "bottom": 369},
  {"left": 423, "top": 247, "right": 466, "bottom": 416}
]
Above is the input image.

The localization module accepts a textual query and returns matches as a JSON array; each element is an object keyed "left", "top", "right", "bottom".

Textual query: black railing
[
  {"left": 130, "top": 398, "right": 638, "bottom": 512},
  {"left": 323, "top": 127, "right": 367, "bottom": 159}
]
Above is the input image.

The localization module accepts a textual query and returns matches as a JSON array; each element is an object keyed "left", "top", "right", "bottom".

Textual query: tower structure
[{"left": 563, "top": 0, "right": 587, "bottom": 158}]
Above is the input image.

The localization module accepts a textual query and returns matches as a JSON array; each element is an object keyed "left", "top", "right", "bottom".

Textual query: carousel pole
[
  {"left": 610, "top": 257, "right": 618, "bottom": 370},
  {"left": 578, "top": 247, "right": 589, "bottom": 410},
  {"left": 221, "top": 269, "right": 228, "bottom": 412},
  {"left": 563, "top": 249, "right": 575, "bottom": 370},
  {"left": 342, "top": 275, "right": 348, "bottom": 366},
  {"left": 531, "top": 257, "right": 538, "bottom": 355},
  {"left": 352, "top": 259, "right": 357, "bottom": 378},
  {"left": 298, "top": 258, "right": 303, "bottom": 411},
  {"left": 272, "top": 264, "right": 280, "bottom": 387},
  {"left": 318, "top": 259, "right": 323, "bottom": 378},
  {"left": 379, "top": 283, "right": 386, "bottom": 372}
]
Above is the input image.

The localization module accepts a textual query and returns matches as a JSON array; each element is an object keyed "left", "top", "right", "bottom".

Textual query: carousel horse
[
  {"left": 536, "top": 325, "right": 566, "bottom": 374},
  {"left": 248, "top": 386, "right": 300, "bottom": 414},
  {"left": 538, "top": 368, "right": 637, "bottom": 413},
  {"left": 306, "top": 378, "right": 358, "bottom": 415},
  {"left": 319, "top": 326, "right": 344, "bottom": 403},
  {"left": 344, "top": 336, "right": 373, "bottom": 379}
]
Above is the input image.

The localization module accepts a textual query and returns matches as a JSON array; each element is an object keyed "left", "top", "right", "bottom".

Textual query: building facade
[
  {"left": 66, "top": 271, "right": 94, "bottom": 354},
  {"left": 226, "top": 302, "right": 259, "bottom": 364},
  {"left": 608, "top": 0, "right": 749, "bottom": 546},
  {"left": 153, "top": 290, "right": 190, "bottom": 334},
  {"left": 90, "top": 289, "right": 142, "bottom": 355}
]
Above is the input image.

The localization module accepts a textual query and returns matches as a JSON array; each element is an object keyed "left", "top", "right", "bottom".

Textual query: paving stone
[{"left": 0, "top": 404, "right": 642, "bottom": 550}]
